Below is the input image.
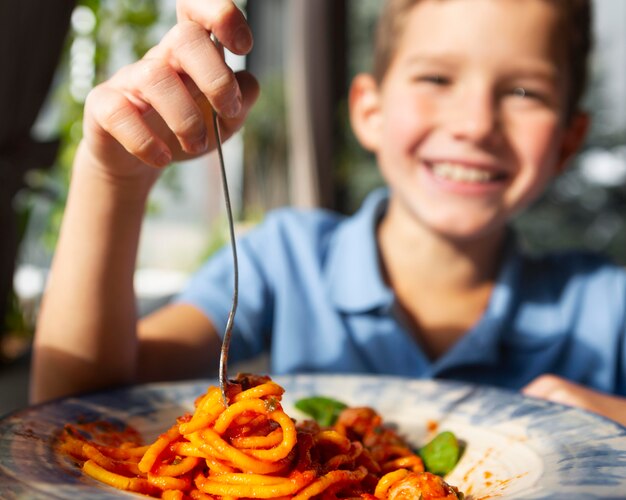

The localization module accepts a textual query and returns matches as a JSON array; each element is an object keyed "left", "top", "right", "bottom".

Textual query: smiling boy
[
  {"left": 351, "top": 0, "right": 590, "bottom": 360},
  {"left": 31, "top": 0, "right": 626, "bottom": 426}
]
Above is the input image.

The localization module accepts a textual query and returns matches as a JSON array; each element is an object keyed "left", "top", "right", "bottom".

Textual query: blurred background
[{"left": 1, "top": 0, "right": 625, "bottom": 414}]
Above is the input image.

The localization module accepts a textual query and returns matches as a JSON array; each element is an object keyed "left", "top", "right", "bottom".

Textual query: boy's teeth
[{"left": 431, "top": 162, "right": 495, "bottom": 183}]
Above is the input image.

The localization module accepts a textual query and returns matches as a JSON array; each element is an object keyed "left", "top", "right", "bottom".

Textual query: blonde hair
[{"left": 372, "top": 0, "right": 592, "bottom": 121}]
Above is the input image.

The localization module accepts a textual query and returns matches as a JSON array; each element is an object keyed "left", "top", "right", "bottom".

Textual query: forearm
[{"left": 30, "top": 143, "right": 156, "bottom": 403}]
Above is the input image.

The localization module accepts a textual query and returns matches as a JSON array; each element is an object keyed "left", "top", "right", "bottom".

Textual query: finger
[
  {"left": 122, "top": 57, "right": 209, "bottom": 155},
  {"left": 177, "top": 70, "right": 259, "bottom": 154},
  {"left": 522, "top": 374, "right": 567, "bottom": 398},
  {"left": 522, "top": 375, "right": 561, "bottom": 399},
  {"left": 155, "top": 21, "right": 243, "bottom": 119},
  {"left": 86, "top": 84, "right": 172, "bottom": 168},
  {"left": 120, "top": 70, "right": 257, "bottom": 163},
  {"left": 176, "top": 0, "right": 253, "bottom": 55},
  {"left": 216, "top": 70, "right": 260, "bottom": 140},
  {"left": 522, "top": 374, "right": 592, "bottom": 410}
]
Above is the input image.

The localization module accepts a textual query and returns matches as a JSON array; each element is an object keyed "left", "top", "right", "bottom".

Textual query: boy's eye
[
  {"left": 509, "top": 86, "right": 546, "bottom": 102},
  {"left": 414, "top": 74, "right": 450, "bottom": 85}
]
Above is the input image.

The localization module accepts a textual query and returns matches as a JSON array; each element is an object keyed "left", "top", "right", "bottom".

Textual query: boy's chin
[{"left": 425, "top": 217, "right": 508, "bottom": 245}]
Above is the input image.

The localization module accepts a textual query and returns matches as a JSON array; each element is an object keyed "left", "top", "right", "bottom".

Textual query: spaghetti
[{"left": 59, "top": 374, "right": 463, "bottom": 499}]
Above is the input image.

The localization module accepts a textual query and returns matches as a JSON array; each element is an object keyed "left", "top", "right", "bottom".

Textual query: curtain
[
  {"left": 0, "top": 0, "right": 76, "bottom": 341},
  {"left": 285, "top": 0, "right": 347, "bottom": 210}
]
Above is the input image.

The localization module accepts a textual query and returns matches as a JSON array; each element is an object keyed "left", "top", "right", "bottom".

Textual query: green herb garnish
[
  {"left": 419, "top": 430, "right": 462, "bottom": 476},
  {"left": 294, "top": 396, "right": 348, "bottom": 427}
]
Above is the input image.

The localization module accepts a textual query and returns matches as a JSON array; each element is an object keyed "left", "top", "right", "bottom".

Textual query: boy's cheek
[
  {"left": 382, "top": 102, "right": 433, "bottom": 147},
  {"left": 509, "top": 120, "right": 563, "bottom": 165}
]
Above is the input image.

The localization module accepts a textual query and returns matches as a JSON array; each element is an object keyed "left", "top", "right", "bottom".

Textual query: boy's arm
[
  {"left": 523, "top": 374, "right": 626, "bottom": 427},
  {"left": 136, "top": 303, "right": 222, "bottom": 384},
  {"left": 30, "top": 145, "right": 154, "bottom": 403},
  {"left": 30, "top": 0, "right": 258, "bottom": 404}
]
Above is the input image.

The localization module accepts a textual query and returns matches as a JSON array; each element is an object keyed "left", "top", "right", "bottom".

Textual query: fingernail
[
  {"left": 234, "top": 26, "right": 252, "bottom": 53},
  {"left": 225, "top": 95, "right": 242, "bottom": 118},
  {"left": 155, "top": 150, "right": 171, "bottom": 167},
  {"left": 189, "top": 135, "right": 208, "bottom": 154}
]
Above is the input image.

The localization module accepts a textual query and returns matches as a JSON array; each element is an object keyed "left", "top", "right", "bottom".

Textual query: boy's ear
[
  {"left": 349, "top": 73, "right": 383, "bottom": 152},
  {"left": 555, "top": 112, "right": 589, "bottom": 174}
]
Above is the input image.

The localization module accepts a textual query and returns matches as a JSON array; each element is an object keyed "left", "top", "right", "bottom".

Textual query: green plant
[{"left": 27, "top": 0, "right": 164, "bottom": 250}]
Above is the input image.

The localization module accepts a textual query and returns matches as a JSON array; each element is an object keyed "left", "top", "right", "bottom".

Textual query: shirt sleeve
[{"left": 174, "top": 225, "right": 274, "bottom": 364}]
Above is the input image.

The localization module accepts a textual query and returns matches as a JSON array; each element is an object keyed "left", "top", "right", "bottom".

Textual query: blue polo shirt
[{"left": 176, "top": 189, "right": 626, "bottom": 395}]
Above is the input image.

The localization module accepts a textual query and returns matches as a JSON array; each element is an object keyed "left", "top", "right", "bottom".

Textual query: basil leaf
[
  {"left": 294, "top": 396, "right": 348, "bottom": 427},
  {"left": 419, "top": 431, "right": 461, "bottom": 476}
]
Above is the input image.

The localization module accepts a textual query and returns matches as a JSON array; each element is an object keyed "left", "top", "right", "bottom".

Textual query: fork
[{"left": 211, "top": 38, "right": 239, "bottom": 407}]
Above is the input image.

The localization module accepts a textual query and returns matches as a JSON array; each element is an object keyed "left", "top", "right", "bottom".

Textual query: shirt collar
[
  {"left": 324, "top": 188, "right": 394, "bottom": 313},
  {"left": 323, "top": 189, "right": 524, "bottom": 368}
]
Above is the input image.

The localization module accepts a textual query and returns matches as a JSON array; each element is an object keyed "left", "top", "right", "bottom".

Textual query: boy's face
[{"left": 351, "top": 0, "right": 588, "bottom": 241}]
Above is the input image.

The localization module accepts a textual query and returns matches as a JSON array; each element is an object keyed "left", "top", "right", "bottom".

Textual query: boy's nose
[{"left": 445, "top": 88, "right": 499, "bottom": 144}]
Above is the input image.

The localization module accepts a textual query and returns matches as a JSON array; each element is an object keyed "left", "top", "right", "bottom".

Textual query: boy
[{"left": 31, "top": 0, "right": 626, "bottom": 426}]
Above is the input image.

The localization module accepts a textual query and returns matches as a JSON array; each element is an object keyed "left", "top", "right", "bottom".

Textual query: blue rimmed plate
[{"left": 1, "top": 374, "right": 625, "bottom": 499}]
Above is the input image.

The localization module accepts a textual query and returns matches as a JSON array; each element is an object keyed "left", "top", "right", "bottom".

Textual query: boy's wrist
[{"left": 73, "top": 140, "right": 162, "bottom": 204}]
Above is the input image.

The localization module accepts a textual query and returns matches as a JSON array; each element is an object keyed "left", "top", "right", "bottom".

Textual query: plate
[{"left": 1, "top": 374, "right": 626, "bottom": 499}]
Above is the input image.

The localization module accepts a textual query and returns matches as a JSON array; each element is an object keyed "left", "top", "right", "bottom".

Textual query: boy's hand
[
  {"left": 82, "top": 0, "right": 259, "bottom": 183},
  {"left": 523, "top": 374, "right": 626, "bottom": 427}
]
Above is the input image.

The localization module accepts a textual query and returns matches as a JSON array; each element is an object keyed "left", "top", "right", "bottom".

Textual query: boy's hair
[{"left": 373, "top": 0, "right": 592, "bottom": 122}]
